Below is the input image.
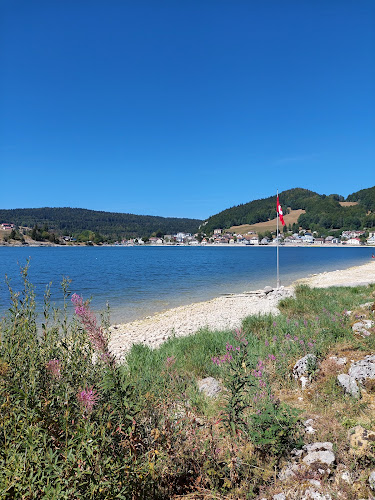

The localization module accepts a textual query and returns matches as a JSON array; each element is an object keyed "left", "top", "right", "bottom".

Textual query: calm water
[{"left": 0, "top": 246, "right": 373, "bottom": 324}]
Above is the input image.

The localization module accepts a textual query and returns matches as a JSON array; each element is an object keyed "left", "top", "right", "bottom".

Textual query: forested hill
[
  {"left": 0, "top": 207, "right": 202, "bottom": 239},
  {"left": 202, "top": 186, "right": 375, "bottom": 234}
]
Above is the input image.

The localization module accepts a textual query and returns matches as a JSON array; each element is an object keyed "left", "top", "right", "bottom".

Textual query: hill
[
  {"left": 0, "top": 207, "right": 202, "bottom": 240},
  {"left": 202, "top": 186, "right": 375, "bottom": 235}
]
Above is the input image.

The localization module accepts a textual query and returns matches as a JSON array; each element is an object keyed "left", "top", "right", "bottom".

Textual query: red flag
[{"left": 277, "top": 196, "right": 285, "bottom": 226}]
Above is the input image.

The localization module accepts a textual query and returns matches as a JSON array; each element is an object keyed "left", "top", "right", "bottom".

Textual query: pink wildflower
[
  {"left": 77, "top": 387, "right": 99, "bottom": 414},
  {"left": 46, "top": 359, "right": 62, "bottom": 380},
  {"left": 166, "top": 356, "right": 176, "bottom": 368},
  {"left": 72, "top": 293, "right": 114, "bottom": 366}
]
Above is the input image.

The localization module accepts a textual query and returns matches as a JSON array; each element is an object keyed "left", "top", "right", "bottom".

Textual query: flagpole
[{"left": 277, "top": 189, "right": 280, "bottom": 289}]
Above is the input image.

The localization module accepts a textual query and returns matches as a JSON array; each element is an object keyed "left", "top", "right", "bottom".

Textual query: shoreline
[{"left": 109, "top": 260, "right": 375, "bottom": 361}]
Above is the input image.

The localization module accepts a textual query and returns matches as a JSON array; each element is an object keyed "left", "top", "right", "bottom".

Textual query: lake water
[{"left": 0, "top": 246, "right": 373, "bottom": 324}]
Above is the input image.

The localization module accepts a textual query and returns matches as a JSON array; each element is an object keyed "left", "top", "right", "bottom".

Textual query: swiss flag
[{"left": 277, "top": 196, "right": 285, "bottom": 226}]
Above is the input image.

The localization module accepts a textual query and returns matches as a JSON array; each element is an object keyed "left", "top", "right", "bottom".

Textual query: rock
[
  {"left": 293, "top": 354, "right": 318, "bottom": 380},
  {"left": 337, "top": 373, "right": 360, "bottom": 398},
  {"left": 197, "top": 377, "right": 222, "bottom": 398},
  {"left": 329, "top": 356, "right": 347, "bottom": 366},
  {"left": 359, "top": 302, "right": 374, "bottom": 310},
  {"left": 352, "top": 320, "right": 374, "bottom": 337},
  {"left": 272, "top": 494, "right": 286, "bottom": 500},
  {"left": 264, "top": 286, "right": 274, "bottom": 294},
  {"left": 304, "top": 418, "right": 316, "bottom": 434},
  {"left": 349, "top": 355, "right": 375, "bottom": 382},
  {"left": 369, "top": 470, "right": 375, "bottom": 490},
  {"left": 302, "top": 488, "right": 332, "bottom": 500},
  {"left": 349, "top": 425, "right": 375, "bottom": 457},
  {"left": 302, "top": 442, "right": 335, "bottom": 466}
]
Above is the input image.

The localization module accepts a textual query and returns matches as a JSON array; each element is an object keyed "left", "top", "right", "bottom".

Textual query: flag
[{"left": 277, "top": 195, "right": 285, "bottom": 226}]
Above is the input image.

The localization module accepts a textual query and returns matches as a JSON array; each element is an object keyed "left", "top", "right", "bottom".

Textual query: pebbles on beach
[{"left": 109, "top": 287, "right": 293, "bottom": 361}]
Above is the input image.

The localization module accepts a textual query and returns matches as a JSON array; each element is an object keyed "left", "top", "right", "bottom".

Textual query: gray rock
[
  {"left": 272, "top": 494, "right": 286, "bottom": 500},
  {"left": 293, "top": 354, "right": 318, "bottom": 380},
  {"left": 359, "top": 302, "right": 374, "bottom": 310},
  {"left": 264, "top": 285, "right": 274, "bottom": 294},
  {"left": 329, "top": 356, "right": 347, "bottom": 366},
  {"left": 352, "top": 320, "right": 374, "bottom": 337},
  {"left": 302, "top": 488, "right": 332, "bottom": 500},
  {"left": 197, "top": 377, "right": 222, "bottom": 398},
  {"left": 348, "top": 355, "right": 375, "bottom": 382},
  {"left": 304, "top": 418, "right": 316, "bottom": 434},
  {"left": 303, "top": 450, "right": 335, "bottom": 466},
  {"left": 337, "top": 373, "right": 360, "bottom": 398},
  {"left": 302, "top": 442, "right": 335, "bottom": 466},
  {"left": 369, "top": 470, "right": 375, "bottom": 490}
]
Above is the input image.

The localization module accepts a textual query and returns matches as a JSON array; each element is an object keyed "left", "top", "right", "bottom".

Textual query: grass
[{"left": 1, "top": 267, "right": 375, "bottom": 498}]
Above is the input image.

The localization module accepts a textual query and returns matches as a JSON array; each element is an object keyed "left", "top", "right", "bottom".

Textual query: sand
[{"left": 109, "top": 260, "right": 375, "bottom": 361}]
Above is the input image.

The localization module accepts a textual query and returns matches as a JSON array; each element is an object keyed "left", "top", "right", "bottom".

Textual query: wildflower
[
  {"left": 273, "top": 335, "right": 278, "bottom": 342},
  {"left": 308, "top": 342, "right": 314, "bottom": 348},
  {"left": 300, "top": 340, "right": 304, "bottom": 345},
  {"left": 166, "top": 356, "right": 176, "bottom": 368},
  {"left": 265, "top": 340, "right": 269, "bottom": 347},
  {"left": 303, "top": 319, "right": 308, "bottom": 327},
  {"left": 77, "top": 387, "right": 99, "bottom": 414},
  {"left": 72, "top": 293, "right": 114, "bottom": 366},
  {"left": 46, "top": 359, "right": 62, "bottom": 380},
  {"left": 273, "top": 321, "right": 277, "bottom": 327}
]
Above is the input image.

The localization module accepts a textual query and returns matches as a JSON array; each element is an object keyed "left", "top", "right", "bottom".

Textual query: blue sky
[{"left": 1, "top": 1, "right": 374, "bottom": 220}]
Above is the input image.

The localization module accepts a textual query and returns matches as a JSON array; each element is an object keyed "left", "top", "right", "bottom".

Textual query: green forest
[
  {"left": 202, "top": 186, "right": 375, "bottom": 235},
  {"left": 0, "top": 208, "right": 202, "bottom": 241}
]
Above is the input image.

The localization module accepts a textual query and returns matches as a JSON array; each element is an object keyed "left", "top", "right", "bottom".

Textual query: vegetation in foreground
[{"left": 1, "top": 266, "right": 375, "bottom": 498}]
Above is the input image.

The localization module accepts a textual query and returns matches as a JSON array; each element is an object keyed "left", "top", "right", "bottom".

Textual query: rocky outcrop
[
  {"left": 352, "top": 319, "right": 374, "bottom": 337},
  {"left": 348, "top": 425, "right": 375, "bottom": 458},
  {"left": 337, "top": 373, "right": 360, "bottom": 398},
  {"left": 293, "top": 354, "right": 318, "bottom": 387}
]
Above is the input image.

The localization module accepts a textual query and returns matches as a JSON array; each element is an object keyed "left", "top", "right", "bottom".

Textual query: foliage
[
  {"left": 201, "top": 186, "right": 375, "bottom": 234},
  {"left": 0, "top": 207, "right": 202, "bottom": 240}
]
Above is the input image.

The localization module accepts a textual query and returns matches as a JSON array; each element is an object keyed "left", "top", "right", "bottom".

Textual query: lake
[{"left": 0, "top": 246, "right": 373, "bottom": 324}]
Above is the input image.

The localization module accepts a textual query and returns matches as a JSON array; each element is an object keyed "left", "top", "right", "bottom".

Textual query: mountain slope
[
  {"left": 0, "top": 207, "right": 202, "bottom": 239},
  {"left": 202, "top": 187, "right": 375, "bottom": 234}
]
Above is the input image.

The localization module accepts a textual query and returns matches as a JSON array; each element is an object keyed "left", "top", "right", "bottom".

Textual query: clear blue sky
[{"left": 1, "top": 1, "right": 374, "bottom": 220}]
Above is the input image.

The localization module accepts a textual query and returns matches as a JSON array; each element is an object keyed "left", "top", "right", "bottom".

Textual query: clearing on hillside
[
  {"left": 229, "top": 209, "right": 305, "bottom": 235},
  {"left": 339, "top": 201, "right": 358, "bottom": 207}
]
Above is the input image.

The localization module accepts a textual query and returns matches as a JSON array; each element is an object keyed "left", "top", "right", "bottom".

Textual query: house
[
  {"left": 315, "top": 238, "right": 325, "bottom": 245},
  {"left": 1, "top": 223, "right": 14, "bottom": 230},
  {"left": 213, "top": 229, "right": 222, "bottom": 235},
  {"left": 346, "top": 238, "right": 362, "bottom": 245},
  {"left": 249, "top": 237, "right": 259, "bottom": 245},
  {"left": 260, "top": 238, "right": 270, "bottom": 245},
  {"left": 367, "top": 235, "right": 375, "bottom": 245},
  {"left": 302, "top": 234, "right": 314, "bottom": 244}
]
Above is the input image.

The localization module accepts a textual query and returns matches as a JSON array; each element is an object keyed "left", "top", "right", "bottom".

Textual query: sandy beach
[{"left": 109, "top": 260, "right": 375, "bottom": 361}]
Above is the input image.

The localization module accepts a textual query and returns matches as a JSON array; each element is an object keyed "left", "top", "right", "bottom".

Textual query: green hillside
[
  {"left": 0, "top": 207, "right": 202, "bottom": 240},
  {"left": 202, "top": 186, "right": 375, "bottom": 234}
]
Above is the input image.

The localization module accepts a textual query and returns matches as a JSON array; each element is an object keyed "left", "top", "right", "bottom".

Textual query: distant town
[{"left": 1, "top": 222, "right": 374, "bottom": 247}]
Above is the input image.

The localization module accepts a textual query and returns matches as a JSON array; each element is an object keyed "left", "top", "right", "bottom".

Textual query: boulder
[
  {"left": 197, "top": 377, "right": 222, "bottom": 398},
  {"left": 264, "top": 285, "right": 274, "bottom": 294},
  {"left": 352, "top": 320, "right": 374, "bottom": 337},
  {"left": 337, "top": 373, "right": 360, "bottom": 398},
  {"left": 348, "top": 425, "right": 375, "bottom": 457},
  {"left": 348, "top": 355, "right": 375, "bottom": 382},
  {"left": 293, "top": 354, "right": 318, "bottom": 380}
]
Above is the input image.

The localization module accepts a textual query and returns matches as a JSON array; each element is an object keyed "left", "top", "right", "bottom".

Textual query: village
[
  {"left": 1, "top": 222, "right": 375, "bottom": 247},
  {"left": 118, "top": 228, "right": 375, "bottom": 247}
]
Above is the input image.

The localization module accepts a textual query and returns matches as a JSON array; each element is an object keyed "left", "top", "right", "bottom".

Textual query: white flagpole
[{"left": 277, "top": 189, "right": 280, "bottom": 289}]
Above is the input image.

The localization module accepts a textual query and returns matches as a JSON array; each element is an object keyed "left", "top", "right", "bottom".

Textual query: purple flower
[
  {"left": 273, "top": 322, "right": 277, "bottom": 327},
  {"left": 166, "top": 356, "right": 176, "bottom": 368},
  {"left": 265, "top": 340, "right": 269, "bottom": 347},
  {"left": 46, "top": 359, "right": 62, "bottom": 380},
  {"left": 77, "top": 387, "right": 99, "bottom": 414},
  {"left": 273, "top": 336, "right": 278, "bottom": 342},
  {"left": 72, "top": 294, "right": 114, "bottom": 366}
]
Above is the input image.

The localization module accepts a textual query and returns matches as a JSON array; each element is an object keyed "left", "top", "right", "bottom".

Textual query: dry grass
[
  {"left": 339, "top": 202, "right": 358, "bottom": 207},
  {"left": 230, "top": 209, "right": 305, "bottom": 234}
]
